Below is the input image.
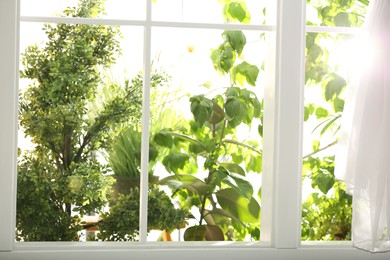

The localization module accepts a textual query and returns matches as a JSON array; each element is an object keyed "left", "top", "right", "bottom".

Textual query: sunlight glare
[{"left": 330, "top": 37, "right": 372, "bottom": 78}]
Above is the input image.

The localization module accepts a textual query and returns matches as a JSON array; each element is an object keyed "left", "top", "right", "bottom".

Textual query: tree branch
[{"left": 303, "top": 140, "right": 338, "bottom": 159}]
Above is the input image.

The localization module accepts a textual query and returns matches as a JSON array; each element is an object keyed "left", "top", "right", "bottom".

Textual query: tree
[{"left": 17, "top": 0, "right": 141, "bottom": 241}]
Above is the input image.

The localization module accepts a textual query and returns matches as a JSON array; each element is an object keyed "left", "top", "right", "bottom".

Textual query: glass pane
[
  {"left": 148, "top": 27, "right": 267, "bottom": 241},
  {"left": 20, "top": 0, "right": 146, "bottom": 20},
  {"left": 306, "top": 0, "right": 368, "bottom": 27},
  {"left": 152, "top": 0, "right": 268, "bottom": 25},
  {"left": 17, "top": 19, "right": 144, "bottom": 241},
  {"left": 301, "top": 32, "right": 365, "bottom": 241}
]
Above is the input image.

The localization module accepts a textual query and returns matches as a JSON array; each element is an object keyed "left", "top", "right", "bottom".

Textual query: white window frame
[{"left": 0, "top": 0, "right": 388, "bottom": 259}]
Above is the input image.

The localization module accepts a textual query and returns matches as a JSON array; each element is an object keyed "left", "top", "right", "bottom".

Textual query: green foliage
[
  {"left": 216, "top": 188, "right": 260, "bottom": 223},
  {"left": 17, "top": 155, "right": 81, "bottom": 241},
  {"left": 302, "top": 183, "right": 352, "bottom": 240},
  {"left": 159, "top": 174, "right": 211, "bottom": 195},
  {"left": 302, "top": 155, "right": 352, "bottom": 241},
  {"left": 232, "top": 62, "right": 260, "bottom": 86},
  {"left": 157, "top": 21, "right": 262, "bottom": 241},
  {"left": 302, "top": 0, "right": 369, "bottom": 240},
  {"left": 16, "top": 0, "right": 142, "bottom": 241},
  {"left": 222, "top": 0, "right": 251, "bottom": 24},
  {"left": 107, "top": 127, "right": 158, "bottom": 178},
  {"left": 98, "top": 187, "right": 188, "bottom": 241},
  {"left": 307, "top": 0, "right": 368, "bottom": 27},
  {"left": 17, "top": 151, "right": 114, "bottom": 241}
]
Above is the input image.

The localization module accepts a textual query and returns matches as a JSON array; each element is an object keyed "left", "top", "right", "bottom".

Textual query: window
[
  {"left": 301, "top": 0, "right": 369, "bottom": 241},
  {"left": 1, "top": 0, "right": 389, "bottom": 259}
]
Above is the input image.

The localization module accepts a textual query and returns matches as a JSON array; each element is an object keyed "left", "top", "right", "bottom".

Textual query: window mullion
[
  {"left": 272, "top": 0, "right": 306, "bottom": 248},
  {"left": 139, "top": 0, "right": 152, "bottom": 244},
  {"left": 260, "top": 0, "right": 277, "bottom": 245},
  {"left": 0, "top": 0, "right": 19, "bottom": 251}
]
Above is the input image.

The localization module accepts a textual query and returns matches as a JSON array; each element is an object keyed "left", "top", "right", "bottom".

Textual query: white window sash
[
  {"left": 139, "top": 0, "right": 152, "bottom": 243},
  {"left": 1, "top": 0, "right": 390, "bottom": 259},
  {"left": 267, "top": 0, "right": 306, "bottom": 248},
  {"left": 0, "top": 0, "right": 19, "bottom": 251}
]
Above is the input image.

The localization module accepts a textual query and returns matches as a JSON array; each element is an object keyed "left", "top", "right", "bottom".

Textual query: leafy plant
[
  {"left": 301, "top": 0, "right": 369, "bottom": 240},
  {"left": 98, "top": 187, "right": 187, "bottom": 241},
  {"left": 15, "top": 0, "right": 175, "bottom": 241},
  {"left": 17, "top": 0, "right": 126, "bottom": 241},
  {"left": 156, "top": 2, "right": 262, "bottom": 241},
  {"left": 107, "top": 127, "right": 160, "bottom": 196},
  {"left": 99, "top": 123, "right": 188, "bottom": 241}
]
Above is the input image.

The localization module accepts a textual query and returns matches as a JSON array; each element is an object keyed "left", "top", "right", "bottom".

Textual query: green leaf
[
  {"left": 304, "top": 104, "right": 315, "bottom": 121},
  {"left": 226, "top": 87, "right": 240, "bottom": 97},
  {"left": 325, "top": 75, "right": 346, "bottom": 101},
  {"left": 258, "top": 123, "right": 263, "bottom": 137},
  {"left": 210, "top": 48, "right": 222, "bottom": 73},
  {"left": 247, "top": 154, "right": 262, "bottom": 173},
  {"left": 315, "top": 107, "right": 329, "bottom": 119},
  {"left": 162, "top": 153, "right": 190, "bottom": 173},
  {"left": 153, "top": 131, "right": 173, "bottom": 148},
  {"left": 220, "top": 163, "right": 245, "bottom": 176},
  {"left": 159, "top": 174, "right": 210, "bottom": 195},
  {"left": 334, "top": 12, "right": 350, "bottom": 27},
  {"left": 216, "top": 188, "right": 260, "bottom": 223},
  {"left": 337, "top": 0, "right": 352, "bottom": 7},
  {"left": 223, "top": 30, "right": 246, "bottom": 55},
  {"left": 306, "top": 33, "right": 318, "bottom": 49},
  {"left": 233, "top": 62, "right": 259, "bottom": 86},
  {"left": 225, "top": 1, "right": 251, "bottom": 24},
  {"left": 312, "top": 140, "right": 320, "bottom": 152},
  {"left": 184, "top": 225, "right": 207, "bottom": 241},
  {"left": 225, "top": 98, "right": 247, "bottom": 127},
  {"left": 312, "top": 171, "right": 335, "bottom": 195},
  {"left": 221, "top": 47, "right": 236, "bottom": 72},
  {"left": 184, "top": 225, "right": 224, "bottom": 241},
  {"left": 189, "top": 143, "right": 206, "bottom": 155},
  {"left": 308, "top": 44, "right": 322, "bottom": 61},
  {"left": 252, "top": 96, "right": 261, "bottom": 118},
  {"left": 208, "top": 208, "right": 243, "bottom": 225},
  {"left": 222, "top": 173, "right": 253, "bottom": 199},
  {"left": 245, "top": 64, "right": 259, "bottom": 86},
  {"left": 190, "top": 95, "right": 214, "bottom": 127},
  {"left": 204, "top": 225, "right": 224, "bottom": 241},
  {"left": 320, "top": 115, "right": 341, "bottom": 136},
  {"left": 333, "top": 97, "right": 345, "bottom": 113},
  {"left": 213, "top": 168, "right": 229, "bottom": 185},
  {"left": 209, "top": 102, "right": 225, "bottom": 125}
]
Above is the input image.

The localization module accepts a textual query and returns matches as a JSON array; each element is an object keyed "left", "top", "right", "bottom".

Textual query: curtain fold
[{"left": 335, "top": 0, "right": 390, "bottom": 253}]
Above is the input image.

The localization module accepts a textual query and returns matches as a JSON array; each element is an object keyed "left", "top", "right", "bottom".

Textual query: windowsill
[
  {"left": 2, "top": 241, "right": 389, "bottom": 260},
  {"left": 11, "top": 240, "right": 354, "bottom": 250},
  {"left": 13, "top": 240, "right": 271, "bottom": 251},
  {"left": 301, "top": 240, "right": 352, "bottom": 247}
]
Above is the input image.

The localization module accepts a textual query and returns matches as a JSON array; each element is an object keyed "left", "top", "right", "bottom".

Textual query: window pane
[
  {"left": 17, "top": 19, "right": 144, "bottom": 241},
  {"left": 20, "top": 0, "right": 146, "bottom": 20},
  {"left": 301, "top": 32, "right": 364, "bottom": 241},
  {"left": 152, "top": 0, "right": 267, "bottom": 25},
  {"left": 148, "top": 27, "right": 266, "bottom": 241},
  {"left": 306, "top": 0, "right": 368, "bottom": 27},
  {"left": 17, "top": 0, "right": 272, "bottom": 243}
]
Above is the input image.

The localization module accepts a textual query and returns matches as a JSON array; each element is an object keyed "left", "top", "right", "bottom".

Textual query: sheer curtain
[{"left": 335, "top": 0, "right": 390, "bottom": 253}]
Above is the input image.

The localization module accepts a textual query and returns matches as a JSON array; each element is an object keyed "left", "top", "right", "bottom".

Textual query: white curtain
[{"left": 335, "top": 0, "right": 390, "bottom": 253}]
